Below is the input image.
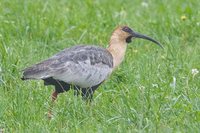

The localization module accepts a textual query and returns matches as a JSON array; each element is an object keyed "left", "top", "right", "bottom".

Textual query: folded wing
[{"left": 22, "top": 45, "right": 113, "bottom": 87}]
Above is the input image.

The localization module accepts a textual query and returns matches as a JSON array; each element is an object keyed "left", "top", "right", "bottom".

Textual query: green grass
[{"left": 0, "top": 0, "right": 200, "bottom": 132}]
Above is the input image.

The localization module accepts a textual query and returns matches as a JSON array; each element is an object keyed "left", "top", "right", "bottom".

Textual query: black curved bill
[{"left": 132, "top": 32, "right": 163, "bottom": 49}]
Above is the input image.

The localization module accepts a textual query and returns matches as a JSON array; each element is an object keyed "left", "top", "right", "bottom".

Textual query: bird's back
[{"left": 22, "top": 45, "right": 113, "bottom": 88}]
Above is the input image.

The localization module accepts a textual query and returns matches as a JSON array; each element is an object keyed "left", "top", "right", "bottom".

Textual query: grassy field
[{"left": 0, "top": 0, "right": 200, "bottom": 132}]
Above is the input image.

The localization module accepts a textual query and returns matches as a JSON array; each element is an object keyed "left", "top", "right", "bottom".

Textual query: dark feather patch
[
  {"left": 122, "top": 26, "right": 133, "bottom": 34},
  {"left": 42, "top": 77, "right": 103, "bottom": 101},
  {"left": 126, "top": 36, "right": 132, "bottom": 43},
  {"left": 43, "top": 77, "right": 71, "bottom": 93}
]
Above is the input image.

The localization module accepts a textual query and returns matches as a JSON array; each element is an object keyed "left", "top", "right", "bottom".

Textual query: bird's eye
[{"left": 122, "top": 26, "right": 133, "bottom": 33}]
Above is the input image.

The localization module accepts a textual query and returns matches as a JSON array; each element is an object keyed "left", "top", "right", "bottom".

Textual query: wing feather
[{"left": 22, "top": 45, "right": 113, "bottom": 80}]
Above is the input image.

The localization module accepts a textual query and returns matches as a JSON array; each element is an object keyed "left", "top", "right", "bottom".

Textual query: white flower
[
  {"left": 170, "top": 76, "right": 176, "bottom": 89},
  {"left": 191, "top": 68, "right": 199, "bottom": 77},
  {"left": 141, "top": 2, "right": 148, "bottom": 7},
  {"left": 139, "top": 85, "right": 145, "bottom": 92},
  {"left": 152, "top": 83, "right": 158, "bottom": 88}
]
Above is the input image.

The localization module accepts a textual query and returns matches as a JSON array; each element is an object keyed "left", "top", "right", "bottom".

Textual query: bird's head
[{"left": 111, "top": 26, "right": 163, "bottom": 48}]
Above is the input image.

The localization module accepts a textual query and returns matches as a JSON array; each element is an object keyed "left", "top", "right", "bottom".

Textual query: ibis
[{"left": 21, "top": 26, "right": 162, "bottom": 115}]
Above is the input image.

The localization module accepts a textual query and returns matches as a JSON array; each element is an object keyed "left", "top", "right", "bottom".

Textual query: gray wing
[{"left": 22, "top": 45, "right": 113, "bottom": 80}]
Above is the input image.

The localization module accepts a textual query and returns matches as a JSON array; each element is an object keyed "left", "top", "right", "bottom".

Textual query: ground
[{"left": 0, "top": 0, "right": 200, "bottom": 132}]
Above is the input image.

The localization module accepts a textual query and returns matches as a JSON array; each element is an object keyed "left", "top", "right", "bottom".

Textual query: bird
[{"left": 21, "top": 26, "right": 162, "bottom": 116}]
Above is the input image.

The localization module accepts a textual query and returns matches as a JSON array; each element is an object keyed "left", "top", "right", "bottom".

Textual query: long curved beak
[{"left": 132, "top": 31, "right": 163, "bottom": 49}]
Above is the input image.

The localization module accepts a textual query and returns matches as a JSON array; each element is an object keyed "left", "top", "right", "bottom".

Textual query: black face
[
  {"left": 126, "top": 36, "right": 132, "bottom": 43},
  {"left": 122, "top": 26, "right": 134, "bottom": 43}
]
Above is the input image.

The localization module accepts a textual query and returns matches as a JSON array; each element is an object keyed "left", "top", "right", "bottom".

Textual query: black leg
[
  {"left": 81, "top": 82, "right": 102, "bottom": 102},
  {"left": 81, "top": 88, "right": 94, "bottom": 102}
]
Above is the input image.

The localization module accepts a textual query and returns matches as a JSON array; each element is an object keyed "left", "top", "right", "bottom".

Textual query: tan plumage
[{"left": 107, "top": 26, "right": 129, "bottom": 68}]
